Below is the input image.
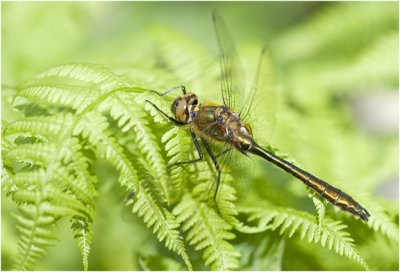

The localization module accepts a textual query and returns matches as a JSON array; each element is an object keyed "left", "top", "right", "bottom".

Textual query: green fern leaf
[
  {"left": 127, "top": 187, "right": 192, "bottom": 270},
  {"left": 161, "top": 125, "right": 202, "bottom": 202},
  {"left": 71, "top": 217, "right": 94, "bottom": 271},
  {"left": 361, "top": 197, "right": 399, "bottom": 242},
  {"left": 173, "top": 192, "right": 240, "bottom": 270},
  {"left": 239, "top": 204, "right": 369, "bottom": 270},
  {"left": 3, "top": 113, "right": 74, "bottom": 140},
  {"left": 310, "top": 191, "right": 326, "bottom": 236},
  {"left": 74, "top": 106, "right": 191, "bottom": 269},
  {"left": 3, "top": 64, "right": 139, "bottom": 270},
  {"left": 13, "top": 206, "right": 58, "bottom": 270},
  {"left": 105, "top": 92, "right": 172, "bottom": 204}
]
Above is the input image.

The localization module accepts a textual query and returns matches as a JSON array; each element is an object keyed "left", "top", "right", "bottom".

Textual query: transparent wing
[
  {"left": 203, "top": 139, "right": 254, "bottom": 204},
  {"left": 212, "top": 11, "right": 245, "bottom": 110},
  {"left": 240, "top": 46, "right": 277, "bottom": 146}
]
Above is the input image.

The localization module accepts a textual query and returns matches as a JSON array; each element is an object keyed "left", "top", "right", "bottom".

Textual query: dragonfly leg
[
  {"left": 149, "top": 85, "right": 186, "bottom": 96},
  {"left": 200, "top": 139, "right": 222, "bottom": 204},
  {"left": 145, "top": 99, "right": 185, "bottom": 126},
  {"left": 169, "top": 128, "right": 204, "bottom": 167}
]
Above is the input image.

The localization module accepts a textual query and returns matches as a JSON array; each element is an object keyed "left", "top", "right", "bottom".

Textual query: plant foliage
[{"left": 2, "top": 1, "right": 398, "bottom": 271}]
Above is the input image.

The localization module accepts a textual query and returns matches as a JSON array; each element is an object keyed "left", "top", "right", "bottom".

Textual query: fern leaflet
[
  {"left": 173, "top": 192, "right": 241, "bottom": 270},
  {"left": 238, "top": 203, "right": 369, "bottom": 270}
]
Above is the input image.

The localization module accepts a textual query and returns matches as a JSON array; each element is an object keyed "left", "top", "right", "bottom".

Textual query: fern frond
[
  {"left": 32, "top": 63, "right": 131, "bottom": 90},
  {"left": 73, "top": 111, "right": 141, "bottom": 190},
  {"left": 75, "top": 109, "right": 191, "bottom": 269},
  {"left": 361, "top": 197, "right": 399, "bottom": 242},
  {"left": 128, "top": 186, "right": 192, "bottom": 270},
  {"left": 66, "top": 138, "right": 98, "bottom": 205},
  {"left": 215, "top": 179, "right": 239, "bottom": 221},
  {"left": 10, "top": 160, "right": 96, "bottom": 270},
  {"left": 8, "top": 63, "right": 192, "bottom": 269},
  {"left": 17, "top": 85, "right": 97, "bottom": 113},
  {"left": 13, "top": 205, "right": 59, "bottom": 270},
  {"left": 71, "top": 217, "right": 94, "bottom": 271},
  {"left": 10, "top": 156, "right": 95, "bottom": 270},
  {"left": 16, "top": 64, "right": 132, "bottom": 114},
  {"left": 6, "top": 142, "right": 57, "bottom": 166},
  {"left": 5, "top": 64, "right": 145, "bottom": 269},
  {"left": 105, "top": 92, "right": 171, "bottom": 204},
  {"left": 4, "top": 66, "right": 114, "bottom": 269},
  {"left": 162, "top": 126, "right": 194, "bottom": 165},
  {"left": 311, "top": 191, "right": 326, "bottom": 236},
  {"left": 239, "top": 203, "right": 369, "bottom": 270},
  {"left": 4, "top": 113, "right": 74, "bottom": 141},
  {"left": 1, "top": 163, "right": 15, "bottom": 195},
  {"left": 161, "top": 125, "right": 196, "bottom": 201},
  {"left": 173, "top": 192, "right": 240, "bottom": 270}
]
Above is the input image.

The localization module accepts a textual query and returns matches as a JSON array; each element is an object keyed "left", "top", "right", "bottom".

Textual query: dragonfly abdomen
[
  {"left": 303, "top": 174, "right": 370, "bottom": 221},
  {"left": 249, "top": 142, "right": 370, "bottom": 221}
]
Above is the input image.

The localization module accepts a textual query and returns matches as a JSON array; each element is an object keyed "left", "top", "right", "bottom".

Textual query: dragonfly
[{"left": 146, "top": 11, "right": 370, "bottom": 222}]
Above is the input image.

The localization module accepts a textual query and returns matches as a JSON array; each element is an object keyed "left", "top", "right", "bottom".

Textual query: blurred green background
[{"left": 2, "top": 1, "right": 398, "bottom": 270}]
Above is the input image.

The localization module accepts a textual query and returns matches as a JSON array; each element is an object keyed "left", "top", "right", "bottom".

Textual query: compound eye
[
  {"left": 192, "top": 99, "right": 198, "bottom": 105},
  {"left": 175, "top": 99, "right": 188, "bottom": 123},
  {"left": 171, "top": 98, "right": 181, "bottom": 114}
]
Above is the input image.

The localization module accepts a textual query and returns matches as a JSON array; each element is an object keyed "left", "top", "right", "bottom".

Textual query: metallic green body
[{"left": 192, "top": 105, "right": 225, "bottom": 142}]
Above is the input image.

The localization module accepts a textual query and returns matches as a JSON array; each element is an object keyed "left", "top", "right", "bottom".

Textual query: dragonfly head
[{"left": 171, "top": 92, "right": 199, "bottom": 123}]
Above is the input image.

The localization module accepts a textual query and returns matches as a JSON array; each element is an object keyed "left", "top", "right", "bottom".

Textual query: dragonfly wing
[
  {"left": 218, "top": 141, "right": 255, "bottom": 201},
  {"left": 240, "top": 46, "right": 277, "bottom": 146},
  {"left": 212, "top": 11, "right": 245, "bottom": 110}
]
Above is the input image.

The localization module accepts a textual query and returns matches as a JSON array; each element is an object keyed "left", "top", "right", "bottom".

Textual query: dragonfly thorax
[
  {"left": 214, "top": 106, "right": 255, "bottom": 152},
  {"left": 171, "top": 92, "right": 199, "bottom": 123}
]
